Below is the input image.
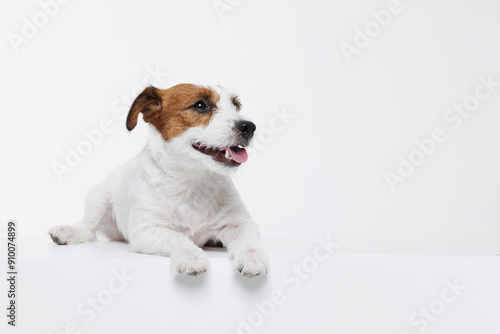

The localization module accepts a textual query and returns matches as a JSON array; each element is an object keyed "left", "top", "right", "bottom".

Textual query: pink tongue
[{"left": 228, "top": 147, "right": 248, "bottom": 163}]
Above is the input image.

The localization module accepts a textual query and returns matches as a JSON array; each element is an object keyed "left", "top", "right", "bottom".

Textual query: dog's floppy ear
[{"left": 126, "top": 86, "right": 163, "bottom": 131}]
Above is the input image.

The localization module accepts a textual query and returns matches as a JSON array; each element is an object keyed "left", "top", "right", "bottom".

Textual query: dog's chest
[{"left": 152, "top": 175, "right": 230, "bottom": 229}]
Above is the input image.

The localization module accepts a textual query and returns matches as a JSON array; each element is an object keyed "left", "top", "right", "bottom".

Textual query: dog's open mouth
[{"left": 191, "top": 143, "right": 248, "bottom": 166}]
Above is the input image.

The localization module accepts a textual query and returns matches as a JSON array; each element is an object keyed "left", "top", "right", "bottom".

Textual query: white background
[{"left": 2, "top": 0, "right": 500, "bottom": 252}]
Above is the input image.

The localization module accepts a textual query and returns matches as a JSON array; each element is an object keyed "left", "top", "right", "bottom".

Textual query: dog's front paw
[
  {"left": 171, "top": 247, "right": 210, "bottom": 276},
  {"left": 231, "top": 248, "right": 269, "bottom": 278},
  {"left": 48, "top": 225, "right": 95, "bottom": 245}
]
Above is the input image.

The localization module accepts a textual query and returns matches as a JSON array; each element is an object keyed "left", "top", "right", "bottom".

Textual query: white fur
[{"left": 49, "top": 86, "right": 268, "bottom": 277}]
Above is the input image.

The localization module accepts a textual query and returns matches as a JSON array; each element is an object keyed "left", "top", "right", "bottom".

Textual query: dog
[{"left": 48, "top": 84, "right": 268, "bottom": 277}]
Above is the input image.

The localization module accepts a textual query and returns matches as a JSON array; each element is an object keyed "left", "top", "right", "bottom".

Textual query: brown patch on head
[{"left": 126, "top": 84, "right": 220, "bottom": 141}]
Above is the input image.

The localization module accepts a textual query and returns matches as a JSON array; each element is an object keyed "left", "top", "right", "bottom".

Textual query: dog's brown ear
[{"left": 126, "top": 86, "right": 163, "bottom": 131}]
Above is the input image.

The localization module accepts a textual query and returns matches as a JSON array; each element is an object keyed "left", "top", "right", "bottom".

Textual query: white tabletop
[{"left": 2, "top": 237, "right": 499, "bottom": 334}]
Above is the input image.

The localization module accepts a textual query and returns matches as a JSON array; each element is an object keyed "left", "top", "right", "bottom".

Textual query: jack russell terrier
[{"left": 49, "top": 84, "right": 268, "bottom": 277}]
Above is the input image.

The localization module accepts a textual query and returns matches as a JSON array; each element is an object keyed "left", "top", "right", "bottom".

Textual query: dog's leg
[
  {"left": 217, "top": 223, "right": 269, "bottom": 278},
  {"left": 130, "top": 222, "right": 209, "bottom": 276},
  {"left": 48, "top": 182, "right": 118, "bottom": 245}
]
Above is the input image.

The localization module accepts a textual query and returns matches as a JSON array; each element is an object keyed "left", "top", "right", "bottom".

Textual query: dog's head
[{"left": 127, "top": 84, "right": 256, "bottom": 173}]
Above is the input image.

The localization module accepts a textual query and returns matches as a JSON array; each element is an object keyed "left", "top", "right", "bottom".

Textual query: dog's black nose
[{"left": 235, "top": 121, "right": 256, "bottom": 140}]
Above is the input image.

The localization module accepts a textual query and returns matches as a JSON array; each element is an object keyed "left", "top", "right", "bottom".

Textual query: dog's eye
[
  {"left": 192, "top": 100, "right": 211, "bottom": 113},
  {"left": 232, "top": 96, "right": 241, "bottom": 110}
]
